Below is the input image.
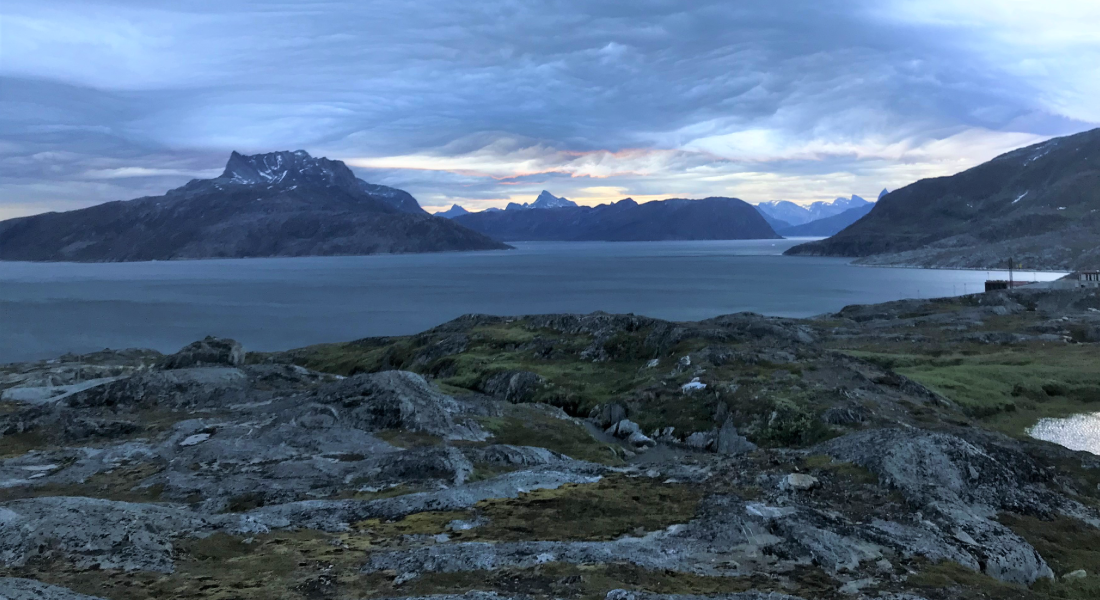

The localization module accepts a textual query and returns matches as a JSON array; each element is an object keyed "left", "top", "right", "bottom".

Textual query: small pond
[{"left": 1028, "top": 413, "right": 1100, "bottom": 455}]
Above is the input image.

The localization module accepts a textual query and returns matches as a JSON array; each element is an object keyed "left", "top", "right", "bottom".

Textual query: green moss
[
  {"left": 0, "top": 462, "right": 164, "bottom": 503},
  {"left": 1000, "top": 513, "right": 1100, "bottom": 595},
  {"left": 802, "top": 454, "right": 878, "bottom": 484},
  {"left": 476, "top": 405, "right": 624, "bottom": 465},
  {"left": 459, "top": 475, "right": 701, "bottom": 542},
  {"left": 752, "top": 396, "right": 837, "bottom": 448},
  {"left": 0, "top": 430, "right": 49, "bottom": 459},
  {"left": 352, "top": 475, "right": 701, "bottom": 543},
  {"left": 909, "top": 558, "right": 1099, "bottom": 600}
]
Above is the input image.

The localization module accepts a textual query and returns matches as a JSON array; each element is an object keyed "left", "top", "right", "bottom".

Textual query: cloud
[{"left": 1, "top": 0, "right": 1097, "bottom": 217}]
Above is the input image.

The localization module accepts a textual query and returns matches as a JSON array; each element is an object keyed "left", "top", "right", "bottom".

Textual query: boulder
[
  {"left": 626, "top": 431, "right": 657, "bottom": 449},
  {"left": 157, "top": 336, "right": 244, "bottom": 369},
  {"left": 715, "top": 420, "right": 757, "bottom": 455},
  {"left": 590, "top": 403, "right": 627, "bottom": 428},
  {"left": 684, "top": 431, "right": 714, "bottom": 450},
  {"left": 781, "top": 473, "right": 820, "bottom": 491},
  {"left": 313, "top": 371, "right": 487, "bottom": 440},
  {"left": 605, "top": 419, "right": 641, "bottom": 438},
  {"left": 479, "top": 371, "right": 545, "bottom": 403}
]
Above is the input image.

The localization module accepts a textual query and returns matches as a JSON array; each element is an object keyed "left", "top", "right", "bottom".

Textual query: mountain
[
  {"left": 755, "top": 200, "right": 814, "bottom": 226},
  {"left": 755, "top": 210, "right": 793, "bottom": 231},
  {"left": 436, "top": 204, "right": 470, "bottom": 219},
  {"left": 786, "top": 128, "right": 1100, "bottom": 270},
  {"left": 776, "top": 203, "right": 875, "bottom": 237},
  {"left": 453, "top": 197, "right": 780, "bottom": 241},
  {"left": 755, "top": 195, "right": 872, "bottom": 226},
  {"left": 0, "top": 150, "right": 510, "bottom": 262},
  {"left": 806, "top": 195, "right": 872, "bottom": 221},
  {"left": 505, "top": 190, "right": 579, "bottom": 211},
  {"left": 356, "top": 182, "right": 426, "bottom": 214},
  {"left": 878, "top": 188, "right": 890, "bottom": 200}
]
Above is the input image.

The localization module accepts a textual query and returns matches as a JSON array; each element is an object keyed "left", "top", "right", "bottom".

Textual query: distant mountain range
[
  {"left": 775, "top": 203, "right": 876, "bottom": 237},
  {"left": 438, "top": 191, "right": 577, "bottom": 219},
  {"left": 436, "top": 204, "right": 470, "bottom": 218},
  {"left": 0, "top": 151, "right": 510, "bottom": 262},
  {"left": 786, "top": 127, "right": 1100, "bottom": 270},
  {"left": 755, "top": 194, "right": 875, "bottom": 228},
  {"left": 452, "top": 197, "right": 780, "bottom": 241},
  {"left": 507, "top": 190, "right": 578, "bottom": 210}
]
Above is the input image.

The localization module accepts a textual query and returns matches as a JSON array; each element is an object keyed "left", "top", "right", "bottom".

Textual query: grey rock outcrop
[
  {"left": 312, "top": 371, "right": 488, "bottom": 440},
  {"left": 0, "top": 578, "right": 106, "bottom": 600},
  {"left": 156, "top": 336, "right": 244, "bottom": 369},
  {"left": 818, "top": 428, "right": 1076, "bottom": 584},
  {"left": 478, "top": 371, "right": 545, "bottom": 404},
  {"left": 715, "top": 421, "right": 756, "bottom": 455},
  {"left": 0, "top": 497, "right": 219, "bottom": 573}
]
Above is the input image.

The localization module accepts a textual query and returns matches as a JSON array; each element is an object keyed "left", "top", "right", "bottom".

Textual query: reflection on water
[{"left": 1028, "top": 413, "right": 1100, "bottom": 455}]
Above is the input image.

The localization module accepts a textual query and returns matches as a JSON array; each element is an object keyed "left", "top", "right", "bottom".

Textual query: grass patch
[
  {"left": 1000, "top": 513, "right": 1100, "bottom": 592},
  {"left": 802, "top": 454, "right": 878, "bottom": 484},
  {"left": 0, "top": 430, "right": 49, "bottom": 459},
  {"left": 842, "top": 345, "right": 1100, "bottom": 436},
  {"left": 476, "top": 404, "right": 624, "bottom": 464},
  {"left": 358, "top": 475, "right": 702, "bottom": 543},
  {"left": 910, "top": 558, "right": 1098, "bottom": 600},
  {"left": 0, "top": 462, "right": 164, "bottom": 503},
  {"left": 460, "top": 475, "right": 701, "bottom": 542}
]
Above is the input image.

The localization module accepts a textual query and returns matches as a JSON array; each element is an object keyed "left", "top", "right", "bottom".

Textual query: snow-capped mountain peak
[{"left": 220, "top": 150, "right": 358, "bottom": 190}]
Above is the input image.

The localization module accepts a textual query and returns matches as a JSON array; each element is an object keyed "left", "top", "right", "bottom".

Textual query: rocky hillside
[
  {"left": 0, "top": 151, "right": 509, "bottom": 262},
  {"left": 453, "top": 197, "right": 780, "bottom": 242},
  {"left": 786, "top": 128, "right": 1100, "bottom": 270},
  {"left": 2, "top": 287, "right": 1099, "bottom": 599}
]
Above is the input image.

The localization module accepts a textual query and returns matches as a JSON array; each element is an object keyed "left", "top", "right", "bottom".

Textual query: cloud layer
[{"left": 2, "top": 0, "right": 1097, "bottom": 216}]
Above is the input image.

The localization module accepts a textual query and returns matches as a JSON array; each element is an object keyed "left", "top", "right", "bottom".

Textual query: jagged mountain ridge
[
  {"left": 436, "top": 204, "right": 470, "bottom": 219},
  {"left": 0, "top": 150, "right": 509, "bottom": 262},
  {"left": 786, "top": 127, "right": 1100, "bottom": 270},
  {"left": 755, "top": 194, "right": 874, "bottom": 227}
]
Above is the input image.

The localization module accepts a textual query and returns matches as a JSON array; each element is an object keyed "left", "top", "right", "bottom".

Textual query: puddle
[{"left": 1028, "top": 413, "right": 1100, "bottom": 455}]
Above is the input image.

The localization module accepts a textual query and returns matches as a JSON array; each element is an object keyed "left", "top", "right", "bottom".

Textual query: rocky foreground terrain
[{"left": 1, "top": 288, "right": 1100, "bottom": 599}]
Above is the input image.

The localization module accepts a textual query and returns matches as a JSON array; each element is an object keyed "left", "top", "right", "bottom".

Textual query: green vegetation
[
  {"left": 801, "top": 454, "right": 878, "bottom": 484},
  {"left": 843, "top": 344, "right": 1100, "bottom": 435},
  {"left": 475, "top": 405, "right": 624, "bottom": 465},
  {"left": 0, "top": 462, "right": 164, "bottom": 503},
  {"left": 910, "top": 558, "right": 1098, "bottom": 600}
]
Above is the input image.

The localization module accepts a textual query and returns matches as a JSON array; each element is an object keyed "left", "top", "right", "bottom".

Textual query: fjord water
[{"left": 0, "top": 239, "right": 1064, "bottom": 363}]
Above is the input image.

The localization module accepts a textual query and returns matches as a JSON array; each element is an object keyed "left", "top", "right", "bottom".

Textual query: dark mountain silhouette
[{"left": 0, "top": 150, "right": 509, "bottom": 262}]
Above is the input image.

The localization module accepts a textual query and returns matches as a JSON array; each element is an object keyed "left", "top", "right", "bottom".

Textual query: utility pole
[{"left": 1009, "top": 257, "right": 1014, "bottom": 287}]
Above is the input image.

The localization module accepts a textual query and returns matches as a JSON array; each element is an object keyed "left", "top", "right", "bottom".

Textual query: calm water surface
[
  {"left": 0, "top": 239, "right": 1064, "bottom": 363},
  {"left": 1029, "top": 414, "right": 1100, "bottom": 455}
]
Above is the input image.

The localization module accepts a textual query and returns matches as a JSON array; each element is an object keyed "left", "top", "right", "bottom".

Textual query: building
[
  {"left": 985, "top": 280, "right": 1034, "bottom": 292},
  {"left": 1049, "top": 271, "right": 1100, "bottom": 290}
]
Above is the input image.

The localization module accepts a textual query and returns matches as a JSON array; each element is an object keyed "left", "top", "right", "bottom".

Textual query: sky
[{"left": 2, "top": 0, "right": 1099, "bottom": 218}]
